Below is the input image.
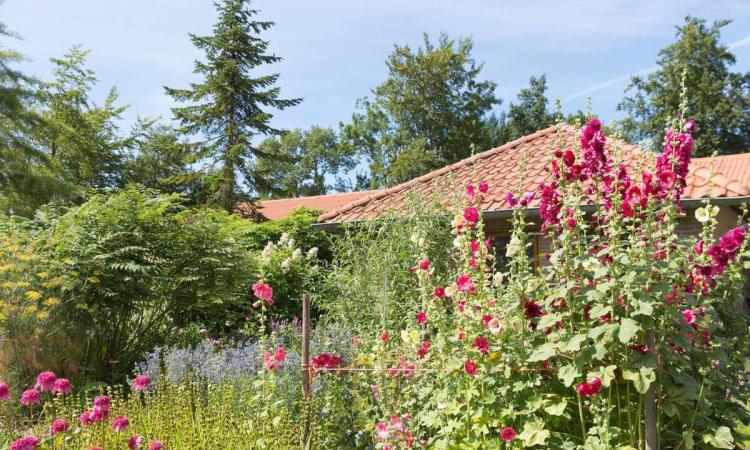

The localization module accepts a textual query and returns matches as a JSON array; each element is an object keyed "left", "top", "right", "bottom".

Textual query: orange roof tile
[
  {"left": 318, "top": 125, "right": 750, "bottom": 225},
  {"left": 237, "top": 190, "right": 380, "bottom": 221}
]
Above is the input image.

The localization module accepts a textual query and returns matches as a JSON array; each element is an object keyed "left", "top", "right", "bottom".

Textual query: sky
[{"left": 3, "top": 0, "right": 750, "bottom": 137}]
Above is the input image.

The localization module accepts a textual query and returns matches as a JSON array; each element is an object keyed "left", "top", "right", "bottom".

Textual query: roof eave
[{"left": 312, "top": 195, "right": 750, "bottom": 230}]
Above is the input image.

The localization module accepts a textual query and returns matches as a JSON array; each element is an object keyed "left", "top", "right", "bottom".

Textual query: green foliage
[
  {"left": 165, "top": 0, "right": 302, "bottom": 211},
  {"left": 244, "top": 207, "right": 328, "bottom": 255},
  {"left": 32, "top": 188, "right": 255, "bottom": 381},
  {"left": 619, "top": 16, "right": 750, "bottom": 154},
  {"left": 37, "top": 46, "right": 130, "bottom": 193},
  {"left": 498, "top": 74, "right": 555, "bottom": 142},
  {"left": 341, "top": 33, "right": 500, "bottom": 188},
  {"left": 255, "top": 126, "right": 357, "bottom": 198}
]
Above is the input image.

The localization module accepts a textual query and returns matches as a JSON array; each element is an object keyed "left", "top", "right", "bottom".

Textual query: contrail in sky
[{"left": 561, "top": 34, "right": 750, "bottom": 103}]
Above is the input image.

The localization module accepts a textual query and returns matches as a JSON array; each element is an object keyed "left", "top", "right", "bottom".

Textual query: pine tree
[
  {"left": 619, "top": 17, "right": 750, "bottom": 155},
  {"left": 503, "top": 74, "right": 554, "bottom": 141},
  {"left": 0, "top": 21, "right": 56, "bottom": 215},
  {"left": 165, "top": 0, "right": 301, "bottom": 211}
]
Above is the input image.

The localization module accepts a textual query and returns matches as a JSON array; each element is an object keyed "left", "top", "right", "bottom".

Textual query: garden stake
[{"left": 644, "top": 329, "right": 657, "bottom": 450}]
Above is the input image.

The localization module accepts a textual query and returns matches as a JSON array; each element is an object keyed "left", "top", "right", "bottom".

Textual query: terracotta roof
[
  {"left": 237, "top": 190, "right": 381, "bottom": 221},
  {"left": 318, "top": 125, "right": 750, "bottom": 225}
]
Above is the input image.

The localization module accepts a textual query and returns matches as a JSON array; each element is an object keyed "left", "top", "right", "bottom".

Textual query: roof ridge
[
  {"left": 317, "top": 125, "right": 562, "bottom": 222},
  {"left": 253, "top": 189, "right": 381, "bottom": 206}
]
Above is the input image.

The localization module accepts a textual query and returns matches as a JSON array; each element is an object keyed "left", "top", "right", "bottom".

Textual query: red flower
[
  {"left": 499, "top": 426, "right": 516, "bottom": 442},
  {"left": 416, "top": 311, "right": 427, "bottom": 325},
  {"left": 464, "top": 359, "right": 478, "bottom": 375},
  {"left": 463, "top": 207, "right": 479, "bottom": 223},
  {"left": 380, "top": 332, "right": 390, "bottom": 342},
  {"left": 432, "top": 287, "right": 445, "bottom": 298},
  {"left": 473, "top": 337, "right": 490, "bottom": 355},
  {"left": 456, "top": 275, "right": 476, "bottom": 294},
  {"left": 576, "top": 376, "right": 602, "bottom": 397},
  {"left": 419, "top": 258, "right": 431, "bottom": 270},
  {"left": 478, "top": 181, "right": 489, "bottom": 194}
]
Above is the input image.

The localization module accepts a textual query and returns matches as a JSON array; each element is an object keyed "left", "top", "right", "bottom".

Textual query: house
[
  {"left": 312, "top": 125, "right": 750, "bottom": 263},
  {"left": 236, "top": 190, "right": 380, "bottom": 221}
]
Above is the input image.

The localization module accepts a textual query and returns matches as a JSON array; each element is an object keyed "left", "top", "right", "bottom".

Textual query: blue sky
[{"left": 3, "top": 0, "right": 750, "bottom": 136}]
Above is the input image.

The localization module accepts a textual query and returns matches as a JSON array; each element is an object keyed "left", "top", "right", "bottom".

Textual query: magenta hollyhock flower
[
  {"left": 112, "top": 415, "right": 129, "bottom": 432},
  {"left": 149, "top": 441, "right": 165, "bottom": 450},
  {"left": 456, "top": 275, "right": 476, "bottom": 293},
  {"left": 50, "top": 418, "right": 69, "bottom": 435},
  {"left": 415, "top": 311, "right": 427, "bottom": 325},
  {"left": 576, "top": 376, "right": 602, "bottom": 397},
  {"left": 499, "top": 426, "right": 516, "bottom": 442},
  {"left": 93, "top": 395, "right": 111, "bottom": 410},
  {"left": 504, "top": 192, "right": 517, "bottom": 207},
  {"left": 10, "top": 436, "right": 39, "bottom": 450},
  {"left": 473, "top": 337, "right": 490, "bottom": 355},
  {"left": 20, "top": 389, "right": 40, "bottom": 406},
  {"left": 0, "top": 382, "right": 9, "bottom": 401},
  {"left": 380, "top": 332, "right": 389, "bottom": 342},
  {"left": 464, "top": 359, "right": 478, "bottom": 375},
  {"left": 264, "top": 347, "right": 287, "bottom": 371},
  {"left": 419, "top": 258, "right": 431, "bottom": 270},
  {"left": 35, "top": 371, "right": 57, "bottom": 392},
  {"left": 52, "top": 378, "right": 71, "bottom": 396},
  {"left": 311, "top": 353, "right": 343, "bottom": 370},
  {"left": 463, "top": 206, "right": 479, "bottom": 223},
  {"left": 682, "top": 309, "right": 697, "bottom": 327},
  {"left": 79, "top": 411, "right": 94, "bottom": 426},
  {"left": 694, "top": 239, "right": 704, "bottom": 255},
  {"left": 432, "top": 286, "right": 445, "bottom": 298},
  {"left": 133, "top": 375, "right": 151, "bottom": 391},
  {"left": 252, "top": 282, "right": 274, "bottom": 305},
  {"left": 478, "top": 180, "right": 489, "bottom": 194},
  {"left": 370, "top": 384, "right": 380, "bottom": 398}
]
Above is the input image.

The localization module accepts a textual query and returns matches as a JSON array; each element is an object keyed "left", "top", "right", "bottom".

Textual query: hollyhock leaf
[
  {"left": 618, "top": 318, "right": 640, "bottom": 344},
  {"left": 537, "top": 313, "right": 562, "bottom": 330},
  {"left": 562, "top": 334, "right": 587, "bottom": 353},
  {"left": 558, "top": 364, "right": 580, "bottom": 387},
  {"left": 593, "top": 344, "right": 608, "bottom": 361},
  {"left": 703, "top": 426, "right": 734, "bottom": 449},
  {"left": 588, "top": 304, "right": 610, "bottom": 319},
  {"left": 593, "top": 267, "right": 609, "bottom": 279},
  {"left": 597, "top": 365, "right": 618, "bottom": 387},
  {"left": 529, "top": 343, "right": 557, "bottom": 362},
  {"left": 683, "top": 431, "right": 695, "bottom": 449},
  {"left": 588, "top": 324, "right": 614, "bottom": 340},
  {"left": 543, "top": 397, "right": 568, "bottom": 416},
  {"left": 585, "top": 289, "right": 605, "bottom": 302},
  {"left": 632, "top": 300, "right": 654, "bottom": 317},
  {"left": 519, "top": 418, "right": 550, "bottom": 447},
  {"left": 623, "top": 368, "right": 655, "bottom": 394}
]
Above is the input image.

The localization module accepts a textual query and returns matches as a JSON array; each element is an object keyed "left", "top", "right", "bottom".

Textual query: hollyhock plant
[
  {"left": 499, "top": 426, "right": 516, "bottom": 442},
  {"left": 252, "top": 282, "right": 274, "bottom": 305},
  {"left": 20, "top": 389, "right": 40, "bottom": 406}
]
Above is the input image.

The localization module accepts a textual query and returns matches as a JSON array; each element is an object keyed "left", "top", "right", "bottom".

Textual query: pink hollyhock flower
[
  {"left": 499, "top": 426, "right": 516, "bottom": 442},
  {"left": 487, "top": 317, "right": 503, "bottom": 334},
  {"left": 53, "top": 378, "right": 71, "bottom": 396},
  {"left": 94, "top": 395, "right": 111, "bottom": 411},
  {"left": 252, "top": 282, "right": 274, "bottom": 305},
  {"left": 20, "top": 389, "right": 40, "bottom": 406},
  {"left": 149, "top": 441, "right": 165, "bottom": 450},
  {"left": 682, "top": 309, "right": 697, "bottom": 327},
  {"left": 473, "top": 337, "right": 490, "bottom": 355},
  {"left": 128, "top": 435, "right": 144, "bottom": 450},
  {"left": 419, "top": 258, "right": 430, "bottom": 270},
  {"left": 0, "top": 383, "right": 9, "bottom": 401},
  {"left": 370, "top": 384, "right": 380, "bottom": 398},
  {"left": 684, "top": 119, "right": 696, "bottom": 133},
  {"left": 380, "top": 332, "right": 389, "bottom": 342},
  {"left": 456, "top": 274, "right": 476, "bottom": 293},
  {"left": 463, "top": 206, "right": 479, "bottom": 223},
  {"left": 432, "top": 287, "right": 445, "bottom": 298},
  {"left": 576, "top": 376, "right": 602, "bottom": 397},
  {"left": 375, "top": 422, "right": 389, "bottom": 440},
  {"left": 694, "top": 239, "right": 704, "bottom": 255},
  {"left": 35, "top": 371, "right": 57, "bottom": 392},
  {"left": 264, "top": 347, "right": 287, "bottom": 371},
  {"left": 478, "top": 181, "right": 489, "bottom": 193},
  {"left": 50, "top": 418, "right": 69, "bottom": 435},
  {"left": 415, "top": 311, "right": 427, "bottom": 325},
  {"left": 133, "top": 375, "right": 151, "bottom": 391},
  {"left": 10, "top": 436, "right": 39, "bottom": 450},
  {"left": 466, "top": 184, "right": 476, "bottom": 201},
  {"left": 80, "top": 411, "right": 94, "bottom": 426},
  {"left": 112, "top": 415, "right": 129, "bottom": 432},
  {"left": 465, "top": 359, "right": 478, "bottom": 375}
]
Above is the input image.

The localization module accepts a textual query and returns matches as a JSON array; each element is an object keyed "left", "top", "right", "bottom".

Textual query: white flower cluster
[
  {"left": 261, "top": 233, "right": 319, "bottom": 272},
  {"left": 694, "top": 205, "right": 719, "bottom": 224}
]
